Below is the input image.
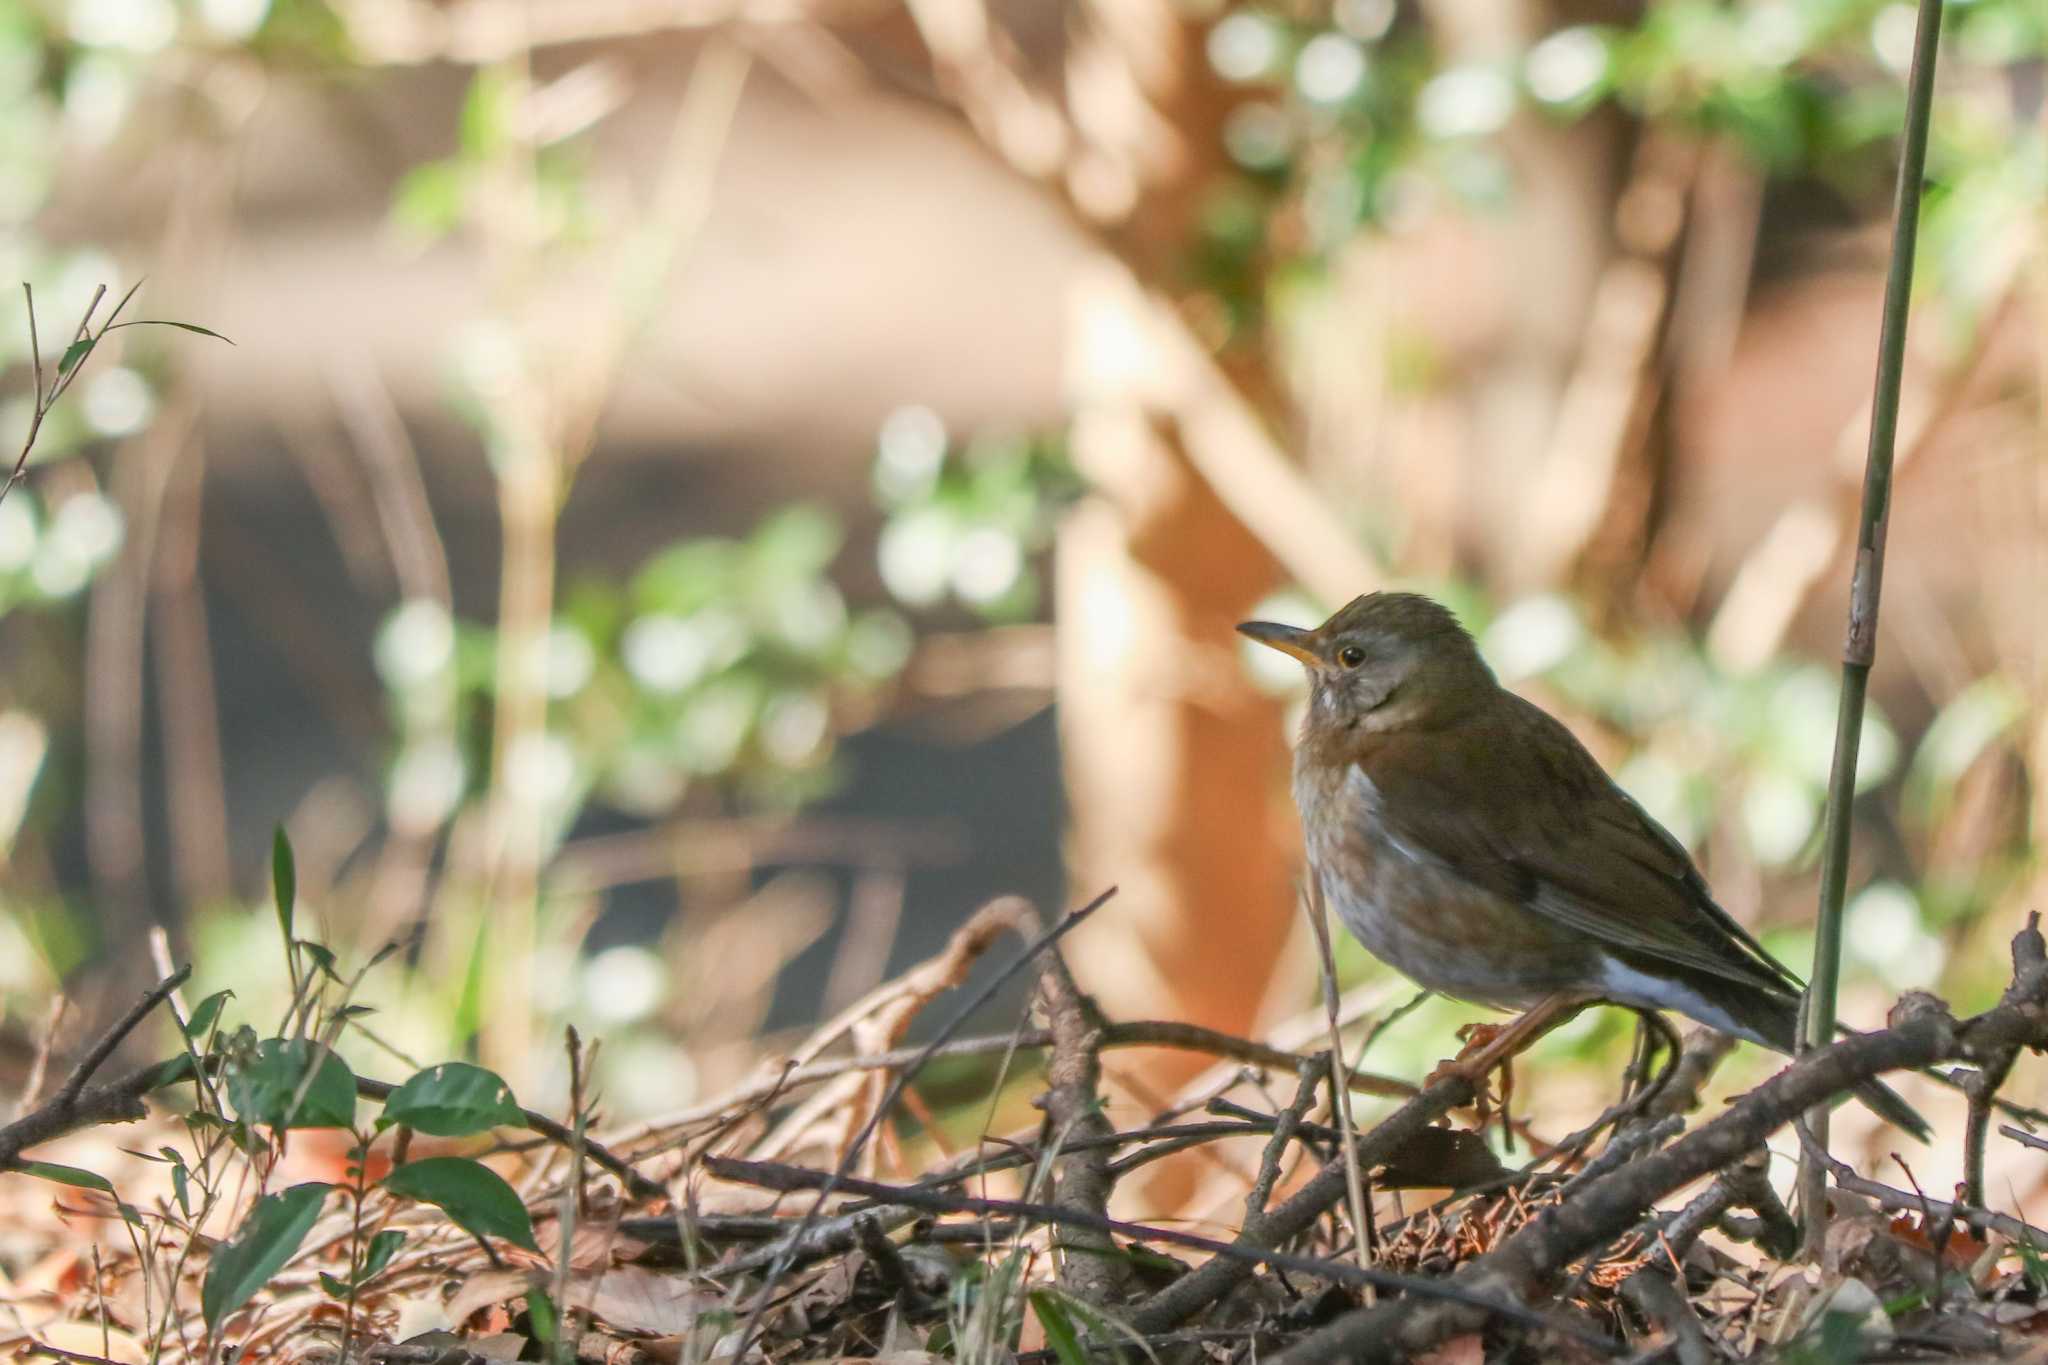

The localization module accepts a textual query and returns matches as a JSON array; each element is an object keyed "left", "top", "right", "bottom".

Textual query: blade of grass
[
  {"left": 1303, "top": 876, "right": 1374, "bottom": 1293},
  {"left": 1798, "top": 0, "right": 1946, "bottom": 1255}
]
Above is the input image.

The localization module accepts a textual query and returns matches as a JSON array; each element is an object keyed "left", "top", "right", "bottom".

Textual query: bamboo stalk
[{"left": 1798, "top": 0, "right": 1946, "bottom": 1254}]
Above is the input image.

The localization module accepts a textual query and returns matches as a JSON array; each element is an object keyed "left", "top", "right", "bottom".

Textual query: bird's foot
[{"left": 1434, "top": 996, "right": 1592, "bottom": 1088}]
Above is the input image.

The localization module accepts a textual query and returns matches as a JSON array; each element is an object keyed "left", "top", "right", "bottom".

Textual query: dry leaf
[
  {"left": 1379, "top": 1127, "right": 1511, "bottom": 1191},
  {"left": 1414, "top": 1332, "right": 1485, "bottom": 1365},
  {"left": 583, "top": 1265, "right": 711, "bottom": 1337},
  {"left": 469, "top": 1331, "right": 529, "bottom": 1361},
  {"left": 1888, "top": 1210, "right": 1992, "bottom": 1267},
  {"left": 23, "top": 1321, "right": 148, "bottom": 1364},
  {"left": 445, "top": 1267, "right": 541, "bottom": 1327}
]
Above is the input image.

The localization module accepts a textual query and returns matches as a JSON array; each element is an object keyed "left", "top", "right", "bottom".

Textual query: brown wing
[{"left": 1358, "top": 692, "right": 1802, "bottom": 995}]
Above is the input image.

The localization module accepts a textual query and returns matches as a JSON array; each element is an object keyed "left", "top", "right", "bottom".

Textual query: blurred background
[{"left": 0, "top": 0, "right": 2041, "bottom": 1156}]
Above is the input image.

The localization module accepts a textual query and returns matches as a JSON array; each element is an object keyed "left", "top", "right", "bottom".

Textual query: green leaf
[
  {"left": 272, "top": 827, "right": 297, "bottom": 949},
  {"left": 296, "top": 940, "right": 341, "bottom": 982},
  {"left": 137, "top": 1054, "right": 198, "bottom": 1091},
  {"left": 185, "top": 990, "right": 232, "bottom": 1042},
  {"left": 15, "top": 1161, "right": 113, "bottom": 1193},
  {"left": 526, "top": 1287, "right": 560, "bottom": 1345},
  {"left": 106, "top": 319, "right": 234, "bottom": 344},
  {"left": 377, "top": 1062, "right": 525, "bottom": 1138},
  {"left": 172, "top": 1161, "right": 191, "bottom": 1218},
  {"left": 319, "top": 1230, "right": 406, "bottom": 1297},
  {"left": 1029, "top": 1290, "right": 1087, "bottom": 1365},
  {"left": 360, "top": 1228, "right": 406, "bottom": 1280},
  {"left": 227, "top": 1038, "right": 357, "bottom": 1130},
  {"left": 57, "top": 338, "right": 93, "bottom": 377},
  {"left": 381, "top": 1157, "right": 538, "bottom": 1252},
  {"left": 202, "top": 1182, "right": 332, "bottom": 1328}
]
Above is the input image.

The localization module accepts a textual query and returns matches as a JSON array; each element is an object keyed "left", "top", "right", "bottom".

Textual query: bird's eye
[{"left": 1337, "top": 645, "right": 1365, "bottom": 668}]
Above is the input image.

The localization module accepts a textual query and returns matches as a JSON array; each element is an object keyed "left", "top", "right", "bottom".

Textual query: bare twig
[
  {"left": 1268, "top": 920, "right": 2048, "bottom": 1365},
  {"left": 702, "top": 1155, "right": 1605, "bottom": 1343},
  {"left": 1616, "top": 1266, "right": 1712, "bottom": 1365},
  {"left": 1959, "top": 1052, "right": 2017, "bottom": 1211},
  {"left": 1035, "top": 947, "right": 1130, "bottom": 1306},
  {"left": 728, "top": 889, "right": 1110, "bottom": 1357},
  {"left": 1128, "top": 1000, "right": 1584, "bottom": 1335},
  {"left": 1246, "top": 1060, "right": 1324, "bottom": 1220},
  {"left": 351, "top": 1074, "right": 664, "bottom": 1203},
  {"left": 1304, "top": 877, "right": 1374, "bottom": 1284},
  {"left": 0, "top": 968, "right": 191, "bottom": 1170}
]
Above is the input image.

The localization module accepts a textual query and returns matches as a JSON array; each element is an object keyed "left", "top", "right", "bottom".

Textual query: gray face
[
  {"left": 1305, "top": 626, "right": 1426, "bottom": 732},
  {"left": 1237, "top": 591, "right": 1492, "bottom": 735}
]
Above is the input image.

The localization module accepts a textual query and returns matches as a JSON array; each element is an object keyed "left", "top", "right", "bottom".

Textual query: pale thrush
[{"left": 1239, "top": 591, "right": 1926, "bottom": 1136}]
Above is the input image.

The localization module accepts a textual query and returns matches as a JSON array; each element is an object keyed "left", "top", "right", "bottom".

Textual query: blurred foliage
[
  {"left": 0, "top": 0, "right": 2036, "bottom": 1132},
  {"left": 1193, "top": 0, "right": 2045, "bottom": 346},
  {"left": 375, "top": 505, "right": 914, "bottom": 843},
  {"left": 873, "top": 405, "right": 1081, "bottom": 623}
]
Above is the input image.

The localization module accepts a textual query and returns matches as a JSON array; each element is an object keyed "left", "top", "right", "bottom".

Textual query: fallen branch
[
  {"left": 726, "top": 889, "right": 1109, "bottom": 1358},
  {"left": 1267, "top": 918, "right": 2048, "bottom": 1364},
  {"left": 615, "top": 1017, "right": 1411, "bottom": 1143},
  {"left": 0, "top": 968, "right": 190, "bottom": 1170},
  {"left": 1035, "top": 946, "right": 1129, "bottom": 1306},
  {"left": 1127, "top": 1003, "right": 1587, "bottom": 1335},
  {"left": 701, "top": 1154, "right": 1607, "bottom": 1344}
]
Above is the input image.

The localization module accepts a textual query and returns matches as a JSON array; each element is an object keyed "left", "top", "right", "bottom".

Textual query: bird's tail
[{"left": 1720, "top": 983, "right": 1931, "bottom": 1142}]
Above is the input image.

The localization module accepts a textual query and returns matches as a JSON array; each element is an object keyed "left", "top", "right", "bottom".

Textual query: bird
[{"left": 1238, "top": 590, "right": 1927, "bottom": 1138}]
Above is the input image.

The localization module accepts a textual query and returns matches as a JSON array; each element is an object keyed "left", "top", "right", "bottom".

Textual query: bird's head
[{"left": 1237, "top": 592, "right": 1494, "bottom": 735}]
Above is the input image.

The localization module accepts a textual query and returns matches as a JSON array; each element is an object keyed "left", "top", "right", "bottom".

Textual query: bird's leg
[
  {"left": 1625, "top": 1010, "right": 1684, "bottom": 1114},
  {"left": 1622, "top": 1016, "right": 1651, "bottom": 1101},
  {"left": 1446, "top": 994, "right": 1592, "bottom": 1085}
]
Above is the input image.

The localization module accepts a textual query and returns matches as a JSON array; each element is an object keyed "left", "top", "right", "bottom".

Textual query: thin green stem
[{"left": 1799, "top": 0, "right": 1945, "bottom": 1254}]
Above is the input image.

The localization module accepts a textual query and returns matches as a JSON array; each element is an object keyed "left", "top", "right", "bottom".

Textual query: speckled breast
[{"left": 1293, "top": 758, "right": 1592, "bottom": 1009}]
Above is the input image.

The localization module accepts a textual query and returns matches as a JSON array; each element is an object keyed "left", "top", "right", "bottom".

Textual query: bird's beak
[{"left": 1236, "top": 620, "right": 1320, "bottom": 667}]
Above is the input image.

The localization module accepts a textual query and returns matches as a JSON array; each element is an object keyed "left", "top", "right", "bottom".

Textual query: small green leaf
[
  {"left": 377, "top": 1062, "right": 525, "bottom": 1138},
  {"left": 296, "top": 940, "right": 341, "bottom": 981},
  {"left": 15, "top": 1161, "right": 113, "bottom": 1193},
  {"left": 226, "top": 1038, "right": 357, "bottom": 1130},
  {"left": 381, "top": 1157, "right": 538, "bottom": 1252},
  {"left": 272, "top": 827, "right": 296, "bottom": 949},
  {"left": 526, "top": 1287, "right": 559, "bottom": 1344},
  {"left": 1029, "top": 1290, "right": 1087, "bottom": 1365},
  {"left": 107, "top": 319, "right": 235, "bottom": 344},
  {"left": 360, "top": 1228, "right": 406, "bottom": 1280},
  {"left": 318, "top": 1229, "right": 404, "bottom": 1298},
  {"left": 185, "top": 990, "right": 232, "bottom": 1042},
  {"left": 57, "top": 338, "right": 93, "bottom": 377},
  {"left": 172, "top": 1162, "right": 191, "bottom": 1218},
  {"left": 137, "top": 1054, "right": 198, "bottom": 1091},
  {"left": 202, "top": 1182, "right": 332, "bottom": 1328}
]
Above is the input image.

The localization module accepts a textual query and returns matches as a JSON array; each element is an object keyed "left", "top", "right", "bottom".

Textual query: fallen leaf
[
  {"left": 1379, "top": 1127, "right": 1510, "bottom": 1191},
  {"left": 27, "top": 1321, "right": 147, "bottom": 1364},
  {"left": 1888, "top": 1210, "right": 1991, "bottom": 1267},
  {"left": 1415, "top": 1332, "right": 1485, "bottom": 1365},
  {"left": 445, "top": 1267, "right": 540, "bottom": 1327},
  {"left": 584, "top": 1265, "right": 710, "bottom": 1337},
  {"left": 469, "top": 1331, "right": 528, "bottom": 1361}
]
